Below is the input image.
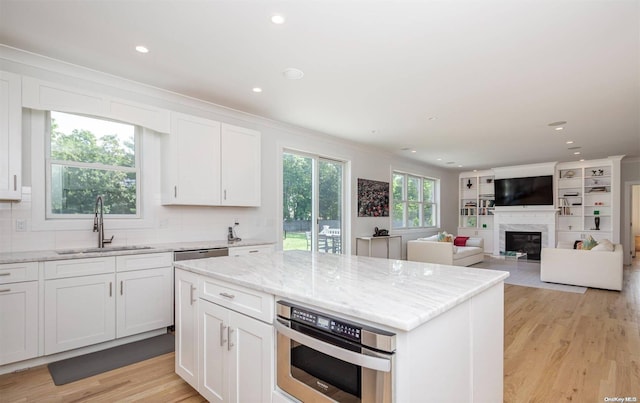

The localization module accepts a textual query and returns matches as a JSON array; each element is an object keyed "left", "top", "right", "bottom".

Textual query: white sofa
[
  {"left": 407, "top": 237, "right": 484, "bottom": 267},
  {"left": 540, "top": 244, "right": 623, "bottom": 291}
]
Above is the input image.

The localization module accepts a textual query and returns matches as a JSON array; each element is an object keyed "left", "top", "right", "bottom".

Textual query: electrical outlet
[{"left": 16, "top": 219, "right": 27, "bottom": 232}]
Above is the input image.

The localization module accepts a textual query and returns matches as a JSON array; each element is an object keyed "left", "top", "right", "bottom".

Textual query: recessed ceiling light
[
  {"left": 579, "top": 159, "right": 585, "bottom": 161},
  {"left": 548, "top": 121, "right": 567, "bottom": 127},
  {"left": 458, "top": 165, "right": 463, "bottom": 168},
  {"left": 135, "top": 45, "right": 149, "bottom": 53},
  {"left": 436, "top": 158, "right": 442, "bottom": 161},
  {"left": 566, "top": 140, "right": 574, "bottom": 144},
  {"left": 411, "top": 150, "right": 417, "bottom": 153},
  {"left": 283, "top": 68, "right": 304, "bottom": 80},
  {"left": 574, "top": 151, "right": 581, "bottom": 155},
  {"left": 252, "top": 87, "right": 263, "bottom": 93},
  {"left": 428, "top": 117, "right": 437, "bottom": 121},
  {"left": 271, "top": 14, "right": 285, "bottom": 24},
  {"left": 555, "top": 127, "right": 564, "bottom": 131}
]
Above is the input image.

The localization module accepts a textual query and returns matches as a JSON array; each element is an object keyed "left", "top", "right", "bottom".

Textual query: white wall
[
  {"left": 622, "top": 158, "right": 640, "bottom": 263},
  {"left": 0, "top": 46, "right": 457, "bottom": 255}
]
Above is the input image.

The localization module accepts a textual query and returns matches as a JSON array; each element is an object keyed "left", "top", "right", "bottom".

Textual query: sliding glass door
[{"left": 283, "top": 151, "right": 344, "bottom": 253}]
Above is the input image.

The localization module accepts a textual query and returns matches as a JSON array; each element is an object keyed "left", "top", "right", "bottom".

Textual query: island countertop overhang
[{"left": 174, "top": 250, "right": 508, "bottom": 332}]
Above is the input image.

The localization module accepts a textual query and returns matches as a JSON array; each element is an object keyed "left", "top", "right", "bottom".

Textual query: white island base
[{"left": 175, "top": 251, "right": 506, "bottom": 403}]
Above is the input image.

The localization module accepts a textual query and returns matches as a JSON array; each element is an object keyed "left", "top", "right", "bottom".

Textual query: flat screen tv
[{"left": 494, "top": 175, "right": 554, "bottom": 206}]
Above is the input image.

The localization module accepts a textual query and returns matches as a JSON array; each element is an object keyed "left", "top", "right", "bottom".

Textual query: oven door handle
[{"left": 275, "top": 320, "right": 391, "bottom": 372}]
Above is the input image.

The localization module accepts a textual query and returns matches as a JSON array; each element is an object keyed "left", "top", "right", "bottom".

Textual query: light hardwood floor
[{"left": 1, "top": 259, "right": 638, "bottom": 402}]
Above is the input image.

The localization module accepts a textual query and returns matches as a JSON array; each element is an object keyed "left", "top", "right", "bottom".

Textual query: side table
[{"left": 355, "top": 235, "right": 402, "bottom": 259}]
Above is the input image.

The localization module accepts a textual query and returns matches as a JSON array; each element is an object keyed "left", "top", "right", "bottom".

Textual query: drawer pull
[
  {"left": 0, "top": 288, "right": 10, "bottom": 293},
  {"left": 120, "top": 281, "right": 123, "bottom": 295},
  {"left": 219, "top": 292, "right": 235, "bottom": 299},
  {"left": 248, "top": 250, "right": 259, "bottom": 253},
  {"left": 0, "top": 272, "right": 10, "bottom": 276},
  {"left": 190, "top": 285, "right": 196, "bottom": 305}
]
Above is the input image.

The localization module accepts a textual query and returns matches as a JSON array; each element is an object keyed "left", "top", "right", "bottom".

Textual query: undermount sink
[{"left": 56, "top": 245, "right": 154, "bottom": 255}]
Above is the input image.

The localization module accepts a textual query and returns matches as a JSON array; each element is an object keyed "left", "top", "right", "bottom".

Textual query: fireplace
[{"left": 505, "top": 231, "right": 542, "bottom": 260}]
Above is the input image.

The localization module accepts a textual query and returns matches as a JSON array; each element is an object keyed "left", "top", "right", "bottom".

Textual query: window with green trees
[
  {"left": 392, "top": 172, "right": 438, "bottom": 229},
  {"left": 47, "top": 111, "right": 139, "bottom": 217}
]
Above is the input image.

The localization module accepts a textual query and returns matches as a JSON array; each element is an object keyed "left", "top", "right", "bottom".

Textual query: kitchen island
[{"left": 174, "top": 250, "right": 508, "bottom": 402}]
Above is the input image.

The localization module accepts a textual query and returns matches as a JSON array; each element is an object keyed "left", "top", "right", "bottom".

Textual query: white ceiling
[{"left": 1, "top": 0, "right": 638, "bottom": 170}]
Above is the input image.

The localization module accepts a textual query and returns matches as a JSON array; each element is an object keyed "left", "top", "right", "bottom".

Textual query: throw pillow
[
  {"left": 592, "top": 239, "right": 614, "bottom": 252},
  {"left": 437, "top": 231, "right": 453, "bottom": 242},
  {"left": 575, "top": 241, "right": 583, "bottom": 250},
  {"left": 454, "top": 236, "right": 470, "bottom": 246},
  {"left": 581, "top": 235, "right": 598, "bottom": 250},
  {"left": 418, "top": 234, "right": 438, "bottom": 242}
]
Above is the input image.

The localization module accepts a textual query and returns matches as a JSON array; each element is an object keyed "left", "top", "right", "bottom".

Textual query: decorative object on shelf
[
  {"left": 357, "top": 178, "right": 389, "bottom": 217},
  {"left": 588, "top": 186, "right": 607, "bottom": 193},
  {"left": 563, "top": 192, "right": 579, "bottom": 196},
  {"left": 594, "top": 216, "right": 600, "bottom": 230},
  {"left": 373, "top": 227, "right": 389, "bottom": 237},
  {"left": 592, "top": 169, "right": 604, "bottom": 176},
  {"left": 467, "top": 216, "right": 477, "bottom": 227},
  {"left": 563, "top": 170, "right": 575, "bottom": 178},
  {"left": 594, "top": 210, "right": 600, "bottom": 215},
  {"left": 466, "top": 179, "right": 472, "bottom": 189},
  {"left": 486, "top": 178, "right": 493, "bottom": 183}
]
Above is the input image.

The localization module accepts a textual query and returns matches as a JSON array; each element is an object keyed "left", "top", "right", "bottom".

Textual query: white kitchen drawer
[
  {"left": 116, "top": 252, "right": 173, "bottom": 272},
  {"left": 228, "top": 244, "right": 274, "bottom": 257},
  {"left": 200, "top": 277, "right": 273, "bottom": 323},
  {"left": 0, "top": 262, "right": 38, "bottom": 284},
  {"left": 44, "top": 257, "right": 115, "bottom": 279}
]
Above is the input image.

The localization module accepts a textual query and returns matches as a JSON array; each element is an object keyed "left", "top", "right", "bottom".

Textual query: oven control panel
[{"left": 291, "top": 307, "right": 361, "bottom": 342}]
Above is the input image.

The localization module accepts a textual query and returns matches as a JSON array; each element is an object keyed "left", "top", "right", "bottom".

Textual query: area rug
[
  {"left": 473, "top": 258, "right": 587, "bottom": 294},
  {"left": 48, "top": 333, "right": 174, "bottom": 385}
]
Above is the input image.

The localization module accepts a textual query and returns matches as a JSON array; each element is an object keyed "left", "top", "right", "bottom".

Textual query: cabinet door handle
[
  {"left": 120, "top": 281, "right": 123, "bottom": 295},
  {"left": 13, "top": 175, "right": 17, "bottom": 191},
  {"left": 227, "top": 326, "right": 234, "bottom": 351},
  {"left": 219, "top": 292, "right": 235, "bottom": 299},
  {"left": 174, "top": 185, "right": 177, "bottom": 198},
  {"left": 190, "top": 285, "right": 196, "bottom": 305},
  {"left": 0, "top": 272, "right": 10, "bottom": 276},
  {"left": 224, "top": 189, "right": 227, "bottom": 200},
  {"left": 220, "top": 323, "right": 227, "bottom": 347},
  {"left": 0, "top": 288, "right": 10, "bottom": 293},
  {"left": 109, "top": 282, "right": 112, "bottom": 297}
]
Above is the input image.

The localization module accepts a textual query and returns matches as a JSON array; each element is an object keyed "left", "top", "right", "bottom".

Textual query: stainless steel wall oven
[{"left": 276, "top": 300, "right": 395, "bottom": 402}]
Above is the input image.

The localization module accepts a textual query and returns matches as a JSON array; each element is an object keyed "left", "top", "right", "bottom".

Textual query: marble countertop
[
  {"left": 0, "top": 239, "right": 274, "bottom": 264},
  {"left": 175, "top": 250, "right": 509, "bottom": 332}
]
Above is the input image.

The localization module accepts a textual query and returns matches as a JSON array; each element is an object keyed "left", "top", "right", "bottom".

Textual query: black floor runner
[{"left": 47, "top": 333, "right": 174, "bottom": 385}]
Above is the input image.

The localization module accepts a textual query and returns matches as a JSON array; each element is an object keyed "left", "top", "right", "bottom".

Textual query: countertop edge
[{"left": 0, "top": 239, "right": 275, "bottom": 264}]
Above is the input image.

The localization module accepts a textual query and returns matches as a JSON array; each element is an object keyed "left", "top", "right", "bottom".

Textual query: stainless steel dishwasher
[
  {"left": 174, "top": 247, "right": 229, "bottom": 261},
  {"left": 171, "top": 247, "right": 228, "bottom": 331}
]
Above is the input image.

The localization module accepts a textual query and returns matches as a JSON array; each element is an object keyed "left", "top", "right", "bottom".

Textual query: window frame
[
  {"left": 44, "top": 111, "right": 141, "bottom": 220},
  {"left": 392, "top": 171, "right": 439, "bottom": 229},
  {"left": 29, "top": 109, "right": 154, "bottom": 232}
]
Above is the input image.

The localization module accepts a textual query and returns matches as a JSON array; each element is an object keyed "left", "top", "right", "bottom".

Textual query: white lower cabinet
[
  {"left": 0, "top": 280, "right": 38, "bottom": 365},
  {"left": 44, "top": 273, "right": 116, "bottom": 354},
  {"left": 199, "top": 298, "right": 273, "bottom": 403},
  {"left": 175, "top": 268, "right": 199, "bottom": 389},
  {"left": 44, "top": 253, "right": 173, "bottom": 355},
  {"left": 116, "top": 266, "right": 173, "bottom": 338},
  {"left": 175, "top": 268, "right": 274, "bottom": 403},
  {"left": 228, "top": 244, "right": 274, "bottom": 257}
]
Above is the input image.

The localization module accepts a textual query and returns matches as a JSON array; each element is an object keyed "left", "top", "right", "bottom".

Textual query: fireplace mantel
[{"left": 492, "top": 209, "right": 558, "bottom": 256}]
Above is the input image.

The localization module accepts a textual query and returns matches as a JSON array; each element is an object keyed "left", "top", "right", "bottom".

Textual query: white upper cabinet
[
  {"left": 163, "top": 112, "right": 222, "bottom": 205},
  {"left": 162, "top": 114, "right": 261, "bottom": 207},
  {"left": 0, "top": 71, "right": 22, "bottom": 200},
  {"left": 221, "top": 123, "right": 261, "bottom": 207}
]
